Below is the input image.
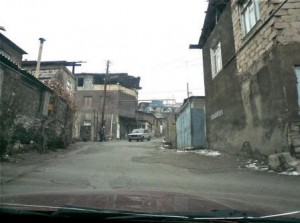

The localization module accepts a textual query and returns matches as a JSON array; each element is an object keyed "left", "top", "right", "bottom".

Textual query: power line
[{"left": 140, "top": 87, "right": 203, "bottom": 94}]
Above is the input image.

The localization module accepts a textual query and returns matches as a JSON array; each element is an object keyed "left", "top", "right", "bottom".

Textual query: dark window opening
[
  {"left": 78, "top": 77, "right": 84, "bottom": 87},
  {"left": 94, "top": 76, "right": 104, "bottom": 84}
]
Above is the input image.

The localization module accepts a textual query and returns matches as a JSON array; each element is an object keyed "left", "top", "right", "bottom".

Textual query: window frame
[
  {"left": 294, "top": 66, "right": 300, "bottom": 113},
  {"left": 240, "top": 0, "right": 260, "bottom": 35},
  {"left": 66, "top": 80, "right": 72, "bottom": 91},
  {"left": 210, "top": 42, "right": 222, "bottom": 79},
  {"left": 77, "top": 77, "right": 84, "bottom": 87}
]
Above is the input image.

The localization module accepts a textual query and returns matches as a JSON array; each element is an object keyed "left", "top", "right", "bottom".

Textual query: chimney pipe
[{"left": 35, "top": 37, "right": 46, "bottom": 78}]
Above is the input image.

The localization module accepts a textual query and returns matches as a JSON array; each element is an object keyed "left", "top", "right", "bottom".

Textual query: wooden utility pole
[{"left": 101, "top": 60, "right": 110, "bottom": 130}]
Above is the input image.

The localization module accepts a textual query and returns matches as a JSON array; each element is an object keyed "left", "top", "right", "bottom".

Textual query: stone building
[
  {"left": 191, "top": 0, "right": 300, "bottom": 156},
  {"left": 74, "top": 73, "right": 141, "bottom": 141},
  {"left": 22, "top": 60, "right": 77, "bottom": 93}
]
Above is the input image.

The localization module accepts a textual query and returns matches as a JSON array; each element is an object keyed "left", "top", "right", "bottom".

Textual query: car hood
[{"left": 0, "top": 190, "right": 274, "bottom": 215}]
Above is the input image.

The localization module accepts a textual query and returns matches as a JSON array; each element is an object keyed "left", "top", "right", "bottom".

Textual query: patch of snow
[
  {"left": 259, "top": 167, "right": 269, "bottom": 171},
  {"left": 279, "top": 171, "right": 300, "bottom": 176},
  {"left": 243, "top": 161, "right": 269, "bottom": 171},
  {"left": 195, "top": 149, "right": 221, "bottom": 157},
  {"left": 243, "top": 161, "right": 300, "bottom": 176},
  {"left": 176, "top": 149, "right": 221, "bottom": 157},
  {"left": 245, "top": 163, "right": 260, "bottom": 170}
]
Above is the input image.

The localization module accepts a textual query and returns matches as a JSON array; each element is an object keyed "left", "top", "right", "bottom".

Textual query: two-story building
[
  {"left": 74, "top": 73, "right": 141, "bottom": 141},
  {"left": 191, "top": 0, "right": 300, "bottom": 157},
  {"left": 22, "top": 60, "right": 77, "bottom": 93}
]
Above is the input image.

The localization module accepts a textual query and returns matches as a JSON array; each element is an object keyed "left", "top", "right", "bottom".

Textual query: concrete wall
[
  {"left": 191, "top": 109, "right": 206, "bottom": 148},
  {"left": 202, "top": 3, "right": 245, "bottom": 153},
  {"left": 164, "top": 111, "right": 177, "bottom": 148},
  {"left": 201, "top": 0, "right": 300, "bottom": 155}
]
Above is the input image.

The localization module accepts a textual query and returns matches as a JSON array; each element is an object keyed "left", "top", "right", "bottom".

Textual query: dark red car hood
[{"left": 0, "top": 190, "right": 274, "bottom": 215}]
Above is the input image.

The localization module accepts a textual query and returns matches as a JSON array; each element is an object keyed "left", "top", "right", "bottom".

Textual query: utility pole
[
  {"left": 35, "top": 37, "right": 46, "bottom": 78},
  {"left": 100, "top": 60, "right": 110, "bottom": 141}
]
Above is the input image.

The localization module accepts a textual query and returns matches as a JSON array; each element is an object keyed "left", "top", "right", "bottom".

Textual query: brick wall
[{"left": 231, "top": 0, "right": 300, "bottom": 74}]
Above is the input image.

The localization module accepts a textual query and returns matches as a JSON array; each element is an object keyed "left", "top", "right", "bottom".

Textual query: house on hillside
[
  {"left": 74, "top": 73, "right": 141, "bottom": 141},
  {"left": 191, "top": 0, "right": 300, "bottom": 157},
  {"left": 176, "top": 96, "right": 206, "bottom": 149}
]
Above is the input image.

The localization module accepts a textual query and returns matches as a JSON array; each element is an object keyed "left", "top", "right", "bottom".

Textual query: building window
[
  {"left": 210, "top": 42, "right": 222, "bottom": 78},
  {"left": 295, "top": 67, "right": 300, "bottom": 113},
  {"left": 240, "top": 0, "right": 260, "bottom": 35},
  {"left": 66, "top": 80, "right": 72, "bottom": 91},
  {"left": 94, "top": 76, "right": 103, "bottom": 85},
  {"left": 78, "top": 77, "right": 84, "bottom": 87},
  {"left": 84, "top": 96, "right": 92, "bottom": 107}
]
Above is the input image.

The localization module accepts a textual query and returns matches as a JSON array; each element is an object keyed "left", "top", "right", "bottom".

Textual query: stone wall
[
  {"left": 231, "top": 0, "right": 300, "bottom": 74},
  {"left": 0, "top": 57, "right": 73, "bottom": 155},
  {"left": 0, "top": 63, "right": 45, "bottom": 117}
]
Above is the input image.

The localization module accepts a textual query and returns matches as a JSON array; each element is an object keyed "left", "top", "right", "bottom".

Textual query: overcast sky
[{"left": 1, "top": 0, "right": 208, "bottom": 103}]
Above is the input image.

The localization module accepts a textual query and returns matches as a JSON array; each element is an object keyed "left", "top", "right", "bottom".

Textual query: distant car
[{"left": 128, "top": 129, "right": 151, "bottom": 142}]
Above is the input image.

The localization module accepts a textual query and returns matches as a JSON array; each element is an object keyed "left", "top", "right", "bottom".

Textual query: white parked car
[{"left": 128, "top": 129, "right": 151, "bottom": 142}]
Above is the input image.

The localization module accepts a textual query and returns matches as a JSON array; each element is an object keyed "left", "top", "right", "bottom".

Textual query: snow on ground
[
  {"left": 242, "top": 160, "right": 300, "bottom": 176},
  {"left": 160, "top": 144, "right": 221, "bottom": 157},
  {"left": 279, "top": 171, "right": 300, "bottom": 176},
  {"left": 160, "top": 143, "right": 300, "bottom": 176},
  {"left": 176, "top": 149, "right": 221, "bottom": 157}
]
